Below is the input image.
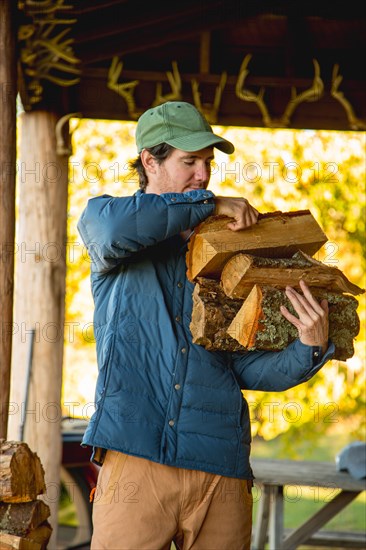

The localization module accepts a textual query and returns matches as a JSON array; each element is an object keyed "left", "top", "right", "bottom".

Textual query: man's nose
[{"left": 194, "top": 163, "right": 210, "bottom": 182}]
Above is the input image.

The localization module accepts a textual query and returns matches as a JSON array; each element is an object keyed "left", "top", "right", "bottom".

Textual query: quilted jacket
[{"left": 77, "top": 189, "right": 334, "bottom": 479}]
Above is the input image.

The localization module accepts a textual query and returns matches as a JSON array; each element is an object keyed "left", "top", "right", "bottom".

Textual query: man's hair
[{"left": 129, "top": 143, "right": 175, "bottom": 192}]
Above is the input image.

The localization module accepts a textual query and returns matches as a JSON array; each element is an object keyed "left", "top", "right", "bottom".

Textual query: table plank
[{"left": 251, "top": 458, "right": 366, "bottom": 492}]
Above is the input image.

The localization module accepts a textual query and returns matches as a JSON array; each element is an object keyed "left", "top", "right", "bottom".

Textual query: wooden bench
[{"left": 251, "top": 458, "right": 366, "bottom": 549}]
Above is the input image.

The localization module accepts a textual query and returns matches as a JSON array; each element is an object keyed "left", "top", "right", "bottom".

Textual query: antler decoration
[
  {"left": 55, "top": 112, "right": 82, "bottom": 156},
  {"left": 152, "top": 61, "right": 182, "bottom": 106},
  {"left": 235, "top": 54, "right": 273, "bottom": 127},
  {"left": 191, "top": 71, "right": 227, "bottom": 124},
  {"left": 280, "top": 59, "right": 324, "bottom": 127},
  {"left": 107, "top": 57, "right": 142, "bottom": 120},
  {"left": 236, "top": 55, "right": 324, "bottom": 128},
  {"left": 331, "top": 65, "right": 366, "bottom": 131},
  {"left": 18, "top": 0, "right": 81, "bottom": 108}
]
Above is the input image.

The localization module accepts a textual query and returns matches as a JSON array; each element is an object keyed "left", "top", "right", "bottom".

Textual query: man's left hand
[{"left": 280, "top": 279, "right": 329, "bottom": 356}]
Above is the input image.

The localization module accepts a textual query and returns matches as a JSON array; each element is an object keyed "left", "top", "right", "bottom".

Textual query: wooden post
[
  {"left": 0, "top": 0, "right": 17, "bottom": 439},
  {"left": 8, "top": 110, "right": 69, "bottom": 548}
]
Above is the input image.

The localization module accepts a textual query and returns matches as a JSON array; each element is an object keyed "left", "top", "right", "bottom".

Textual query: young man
[{"left": 77, "top": 101, "right": 334, "bottom": 549}]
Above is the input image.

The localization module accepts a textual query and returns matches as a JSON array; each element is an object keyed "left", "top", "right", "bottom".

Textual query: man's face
[{"left": 145, "top": 147, "right": 214, "bottom": 195}]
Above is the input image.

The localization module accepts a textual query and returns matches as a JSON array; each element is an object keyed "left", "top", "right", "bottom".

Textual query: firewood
[
  {"left": 0, "top": 500, "right": 50, "bottom": 537},
  {"left": 190, "top": 279, "right": 360, "bottom": 361},
  {"left": 24, "top": 521, "right": 52, "bottom": 550},
  {"left": 221, "top": 251, "right": 365, "bottom": 299},
  {"left": 0, "top": 521, "right": 51, "bottom": 550},
  {"left": 190, "top": 277, "right": 243, "bottom": 351},
  {"left": 186, "top": 210, "right": 327, "bottom": 280},
  {"left": 0, "top": 532, "right": 41, "bottom": 549},
  {"left": 227, "top": 285, "right": 360, "bottom": 361},
  {"left": 0, "top": 442, "right": 45, "bottom": 503}
]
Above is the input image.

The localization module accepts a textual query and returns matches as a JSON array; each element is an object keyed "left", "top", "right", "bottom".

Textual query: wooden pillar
[
  {"left": 0, "top": 0, "right": 17, "bottom": 439},
  {"left": 9, "top": 110, "right": 69, "bottom": 548}
]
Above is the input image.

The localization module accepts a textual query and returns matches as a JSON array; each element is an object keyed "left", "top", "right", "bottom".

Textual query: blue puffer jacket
[{"left": 77, "top": 189, "right": 334, "bottom": 479}]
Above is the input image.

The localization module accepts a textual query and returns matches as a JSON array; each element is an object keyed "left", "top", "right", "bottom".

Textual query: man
[{"left": 77, "top": 101, "right": 334, "bottom": 549}]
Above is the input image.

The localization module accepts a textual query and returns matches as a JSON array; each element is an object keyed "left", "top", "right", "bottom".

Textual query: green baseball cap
[{"left": 135, "top": 101, "right": 234, "bottom": 154}]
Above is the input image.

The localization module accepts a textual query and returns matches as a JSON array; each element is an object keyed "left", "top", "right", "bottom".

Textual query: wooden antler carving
[
  {"left": 192, "top": 71, "right": 227, "bottom": 124},
  {"left": 331, "top": 64, "right": 366, "bottom": 130},
  {"left": 107, "top": 56, "right": 141, "bottom": 120}
]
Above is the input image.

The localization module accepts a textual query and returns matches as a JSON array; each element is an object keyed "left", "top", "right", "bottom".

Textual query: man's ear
[{"left": 140, "top": 149, "right": 157, "bottom": 174}]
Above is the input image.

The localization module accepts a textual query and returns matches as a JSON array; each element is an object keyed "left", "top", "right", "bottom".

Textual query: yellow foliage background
[{"left": 64, "top": 119, "right": 365, "bottom": 456}]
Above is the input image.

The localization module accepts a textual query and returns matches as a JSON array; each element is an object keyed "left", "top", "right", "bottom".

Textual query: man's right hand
[{"left": 214, "top": 196, "right": 259, "bottom": 231}]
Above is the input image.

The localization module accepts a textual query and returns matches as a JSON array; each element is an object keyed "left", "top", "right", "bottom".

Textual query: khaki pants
[{"left": 91, "top": 450, "right": 253, "bottom": 550}]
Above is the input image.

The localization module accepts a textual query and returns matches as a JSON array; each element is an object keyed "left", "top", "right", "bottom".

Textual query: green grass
[{"left": 58, "top": 482, "right": 78, "bottom": 526}]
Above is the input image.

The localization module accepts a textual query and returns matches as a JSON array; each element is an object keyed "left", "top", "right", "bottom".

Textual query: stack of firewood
[
  {"left": 0, "top": 441, "right": 52, "bottom": 549},
  {"left": 186, "top": 210, "right": 364, "bottom": 361}
]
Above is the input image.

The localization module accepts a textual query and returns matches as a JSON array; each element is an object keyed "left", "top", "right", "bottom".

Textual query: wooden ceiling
[{"left": 17, "top": 0, "right": 366, "bottom": 130}]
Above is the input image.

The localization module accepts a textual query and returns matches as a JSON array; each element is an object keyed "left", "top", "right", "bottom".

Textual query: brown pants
[{"left": 91, "top": 450, "right": 253, "bottom": 550}]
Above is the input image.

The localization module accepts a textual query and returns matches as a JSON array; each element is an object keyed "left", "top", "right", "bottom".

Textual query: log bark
[
  {"left": 0, "top": 500, "right": 50, "bottom": 536},
  {"left": 221, "top": 251, "right": 365, "bottom": 299},
  {"left": 186, "top": 210, "right": 327, "bottom": 281},
  {"left": 190, "top": 279, "right": 360, "bottom": 361},
  {"left": 0, "top": 442, "right": 45, "bottom": 503}
]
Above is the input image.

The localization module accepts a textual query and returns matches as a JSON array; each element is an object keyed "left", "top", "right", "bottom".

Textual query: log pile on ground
[
  {"left": 187, "top": 210, "right": 364, "bottom": 361},
  {"left": 0, "top": 441, "right": 52, "bottom": 550}
]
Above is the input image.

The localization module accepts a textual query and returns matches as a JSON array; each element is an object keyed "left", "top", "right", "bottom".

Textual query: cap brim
[{"left": 166, "top": 131, "right": 235, "bottom": 154}]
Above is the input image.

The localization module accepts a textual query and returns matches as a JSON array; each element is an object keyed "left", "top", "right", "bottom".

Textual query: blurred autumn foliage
[{"left": 64, "top": 118, "right": 365, "bottom": 453}]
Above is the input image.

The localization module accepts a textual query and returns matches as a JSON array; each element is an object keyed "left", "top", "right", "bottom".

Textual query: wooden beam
[
  {"left": 0, "top": 0, "right": 17, "bottom": 439},
  {"left": 8, "top": 111, "right": 69, "bottom": 548},
  {"left": 200, "top": 31, "right": 211, "bottom": 74}
]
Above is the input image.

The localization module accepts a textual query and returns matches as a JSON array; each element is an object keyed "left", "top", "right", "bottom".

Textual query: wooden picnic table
[{"left": 251, "top": 458, "right": 366, "bottom": 549}]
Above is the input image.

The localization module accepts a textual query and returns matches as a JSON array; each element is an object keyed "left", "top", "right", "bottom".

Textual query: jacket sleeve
[
  {"left": 230, "top": 339, "right": 336, "bottom": 391},
  {"left": 77, "top": 189, "right": 215, "bottom": 272}
]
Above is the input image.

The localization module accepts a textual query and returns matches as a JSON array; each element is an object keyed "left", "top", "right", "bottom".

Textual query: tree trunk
[
  {"left": 186, "top": 210, "right": 328, "bottom": 281},
  {"left": 221, "top": 251, "right": 365, "bottom": 299},
  {"left": 0, "top": 0, "right": 17, "bottom": 439},
  {"left": 8, "top": 111, "right": 69, "bottom": 548}
]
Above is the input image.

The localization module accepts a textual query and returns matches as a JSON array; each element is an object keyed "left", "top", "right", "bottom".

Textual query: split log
[
  {"left": 23, "top": 521, "right": 52, "bottom": 550},
  {"left": 0, "top": 531, "right": 42, "bottom": 550},
  {"left": 0, "top": 442, "right": 45, "bottom": 503},
  {"left": 0, "top": 523, "right": 51, "bottom": 550},
  {"left": 190, "top": 279, "right": 360, "bottom": 361},
  {"left": 221, "top": 251, "right": 365, "bottom": 299},
  {"left": 186, "top": 210, "right": 327, "bottom": 281},
  {"left": 0, "top": 532, "right": 39, "bottom": 549},
  {"left": 190, "top": 278, "right": 243, "bottom": 351},
  {"left": 0, "top": 500, "right": 50, "bottom": 536}
]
